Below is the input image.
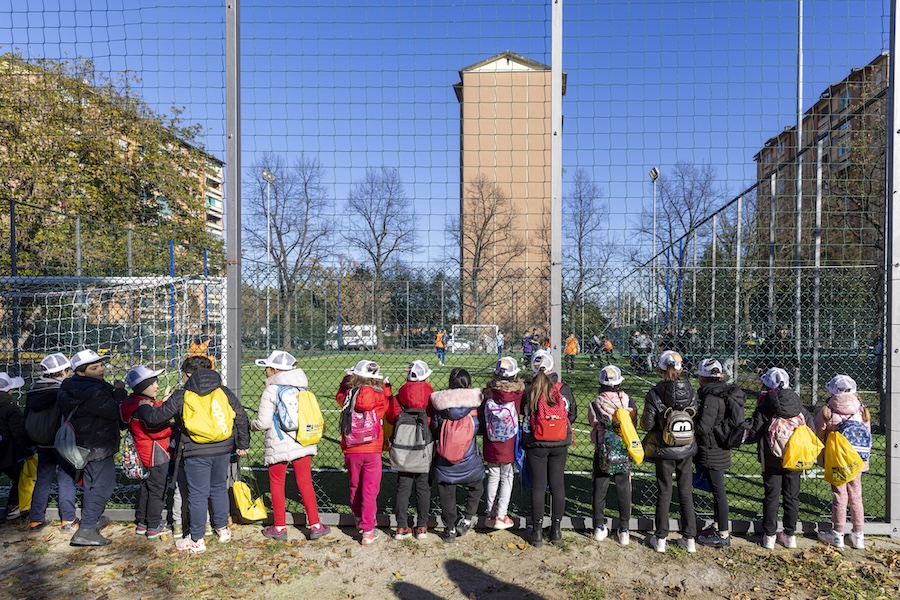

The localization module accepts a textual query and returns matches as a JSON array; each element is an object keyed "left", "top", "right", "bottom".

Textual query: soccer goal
[{"left": 450, "top": 324, "right": 499, "bottom": 354}]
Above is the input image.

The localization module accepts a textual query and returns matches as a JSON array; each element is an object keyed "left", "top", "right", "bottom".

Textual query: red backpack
[
  {"left": 530, "top": 382, "right": 569, "bottom": 442},
  {"left": 437, "top": 410, "right": 476, "bottom": 463}
]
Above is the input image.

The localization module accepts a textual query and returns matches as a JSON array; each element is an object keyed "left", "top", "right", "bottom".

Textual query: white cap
[
  {"left": 495, "top": 356, "right": 521, "bottom": 378},
  {"left": 349, "top": 360, "right": 382, "bottom": 380},
  {"left": 826, "top": 374, "right": 857, "bottom": 396},
  {"left": 255, "top": 350, "right": 297, "bottom": 371},
  {"left": 531, "top": 349, "right": 554, "bottom": 374},
  {"left": 125, "top": 365, "right": 165, "bottom": 390},
  {"left": 406, "top": 360, "right": 433, "bottom": 382},
  {"left": 40, "top": 353, "right": 71, "bottom": 374},
  {"left": 696, "top": 358, "right": 724, "bottom": 378},
  {"left": 599, "top": 365, "right": 624, "bottom": 386},
  {"left": 658, "top": 350, "right": 683, "bottom": 371},
  {"left": 760, "top": 367, "right": 790, "bottom": 390},
  {"left": 0, "top": 372, "right": 25, "bottom": 392},
  {"left": 70, "top": 349, "right": 110, "bottom": 371}
]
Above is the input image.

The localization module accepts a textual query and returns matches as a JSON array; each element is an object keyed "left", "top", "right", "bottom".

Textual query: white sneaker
[
  {"left": 592, "top": 525, "right": 608, "bottom": 542},
  {"left": 675, "top": 536, "right": 696, "bottom": 553},
  {"left": 649, "top": 534, "right": 666, "bottom": 553},
  {"left": 849, "top": 531, "right": 865, "bottom": 550},
  {"left": 175, "top": 536, "right": 207, "bottom": 553},
  {"left": 493, "top": 515, "right": 515, "bottom": 530},
  {"left": 216, "top": 526, "right": 232, "bottom": 543},
  {"left": 618, "top": 530, "right": 630, "bottom": 546},
  {"left": 817, "top": 530, "right": 845, "bottom": 549},
  {"left": 776, "top": 532, "right": 797, "bottom": 549},
  {"left": 762, "top": 534, "right": 777, "bottom": 549}
]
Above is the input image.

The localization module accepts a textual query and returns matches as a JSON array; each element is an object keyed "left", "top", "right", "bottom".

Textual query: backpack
[
  {"left": 823, "top": 429, "right": 864, "bottom": 485},
  {"left": 122, "top": 429, "right": 149, "bottom": 480},
  {"left": 484, "top": 396, "right": 518, "bottom": 442},
  {"left": 661, "top": 406, "right": 697, "bottom": 447},
  {"left": 24, "top": 404, "right": 61, "bottom": 446},
  {"left": 781, "top": 424, "right": 824, "bottom": 471},
  {"left": 437, "top": 410, "right": 476, "bottom": 464},
  {"left": 54, "top": 410, "right": 90, "bottom": 472},
  {"left": 339, "top": 387, "right": 382, "bottom": 447},
  {"left": 767, "top": 414, "right": 805, "bottom": 458},
  {"left": 389, "top": 409, "right": 434, "bottom": 473},
  {"left": 273, "top": 385, "right": 324, "bottom": 446},
  {"left": 834, "top": 409, "right": 872, "bottom": 461},
  {"left": 712, "top": 387, "right": 748, "bottom": 449},
  {"left": 530, "top": 383, "right": 568, "bottom": 442},
  {"left": 597, "top": 411, "right": 630, "bottom": 475},
  {"left": 182, "top": 388, "right": 235, "bottom": 444}
]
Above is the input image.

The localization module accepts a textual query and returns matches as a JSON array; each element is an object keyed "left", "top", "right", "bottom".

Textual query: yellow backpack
[
  {"left": 823, "top": 430, "right": 864, "bottom": 485},
  {"left": 781, "top": 424, "right": 824, "bottom": 471},
  {"left": 183, "top": 388, "right": 235, "bottom": 443},
  {"left": 614, "top": 407, "right": 644, "bottom": 465}
]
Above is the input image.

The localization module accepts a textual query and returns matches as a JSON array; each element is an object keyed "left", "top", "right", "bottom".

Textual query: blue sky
[{"left": 0, "top": 0, "right": 891, "bottom": 265}]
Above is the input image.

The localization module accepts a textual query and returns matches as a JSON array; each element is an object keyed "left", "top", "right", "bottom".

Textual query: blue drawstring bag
[
  {"left": 514, "top": 431, "right": 531, "bottom": 489},
  {"left": 692, "top": 463, "right": 712, "bottom": 493}
]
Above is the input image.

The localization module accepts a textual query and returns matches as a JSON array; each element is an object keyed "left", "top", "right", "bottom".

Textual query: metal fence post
[
  {"left": 710, "top": 214, "right": 717, "bottom": 349},
  {"left": 549, "top": 0, "right": 563, "bottom": 372},
  {"left": 812, "top": 139, "right": 824, "bottom": 405},
  {"left": 225, "top": 0, "right": 242, "bottom": 394},
  {"left": 734, "top": 196, "right": 742, "bottom": 372}
]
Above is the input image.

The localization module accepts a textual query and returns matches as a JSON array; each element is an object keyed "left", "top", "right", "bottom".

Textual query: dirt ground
[{"left": 1, "top": 517, "right": 899, "bottom": 600}]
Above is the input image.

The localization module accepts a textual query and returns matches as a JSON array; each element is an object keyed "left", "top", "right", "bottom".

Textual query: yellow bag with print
[
  {"left": 183, "top": 388, "right": 235, "bottom": 443},
  {"left": 823, "top": 431, "right": 864, "bottom": 485},
  {"left": 615, "top": 407, "right": 644, "bottom": 465},
  {"left": 17, "top": 454, "right": 37, "bottom": 512},
  {"left": 231, "top": 480, "right": 268, "bottom": 522},
  {"left": 781, "top": 424, "right": 824, "bottom": 471}
]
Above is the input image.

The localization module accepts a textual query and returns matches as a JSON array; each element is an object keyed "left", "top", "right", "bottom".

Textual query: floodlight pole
[
  {"left": 649, "top": 167, "right": 660, "bottom": 329},
  {"left": 262, "top": 167, "right": 276, "bottom": 351}
]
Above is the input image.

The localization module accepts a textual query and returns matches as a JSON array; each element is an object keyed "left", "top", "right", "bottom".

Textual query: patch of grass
[{"left": 556, "top": 566, "right": 607, "bottom": 600}]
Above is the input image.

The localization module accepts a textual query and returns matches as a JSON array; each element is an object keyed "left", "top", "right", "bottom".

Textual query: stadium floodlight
[{"left": 261, "top": 168, "right": 276, "bottom": 350}]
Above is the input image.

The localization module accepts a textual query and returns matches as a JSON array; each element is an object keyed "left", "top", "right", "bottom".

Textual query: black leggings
[
  {"left": 706, "top": 467, "right": 729, "bottom": 532},
  {"left": 527, "top": 446, "right": 568, "bottom": 525}
]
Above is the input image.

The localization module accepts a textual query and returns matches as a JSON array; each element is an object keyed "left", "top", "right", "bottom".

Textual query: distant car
[{"left": 448, "top": 336, "right": 472, "bottom": 353}]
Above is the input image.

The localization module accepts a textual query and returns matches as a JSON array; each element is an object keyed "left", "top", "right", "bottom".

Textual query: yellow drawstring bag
[
  {"left": 231, "top": 480, "right": 268, "bottom": 522},
  {"left": 823, "top": 431, "right": 864, "bottom": 485},
  {"left": 615, "top": 407, "right": 644, "bottom": 465},
  {"left": 17, "top": 455, "right": 38, "bottom": 512},
  {"left": 781, "top": 424, "right": 824, "bottom": 471}
]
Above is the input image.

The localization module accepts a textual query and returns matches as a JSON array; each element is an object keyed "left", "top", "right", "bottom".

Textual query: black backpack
[{"left": 713, "top": 386, "right": 748, "bottom": 449}]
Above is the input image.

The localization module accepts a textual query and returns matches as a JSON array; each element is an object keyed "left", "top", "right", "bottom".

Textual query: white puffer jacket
[{"left": 251, "top": 368, "right": 317, "bottom": 465}]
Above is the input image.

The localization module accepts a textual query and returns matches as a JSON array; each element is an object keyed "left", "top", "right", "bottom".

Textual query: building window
[
  {"left": 206, "top": 195, "right": 218, "bottom": 208},
  {"left": 777, "top": 140, "right": 785, "bottom": 154},
  {"left": 838, "top": 88, "right": 852, "bottom": 111}
]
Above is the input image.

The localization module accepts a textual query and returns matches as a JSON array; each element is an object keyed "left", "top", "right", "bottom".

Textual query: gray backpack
[{"left": 389, "top": 409, "right": 434, "bottom": 474}]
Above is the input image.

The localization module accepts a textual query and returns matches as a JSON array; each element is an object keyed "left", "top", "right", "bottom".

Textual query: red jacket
[
  {"left": 481, "top": 380, "right": 525, "bottom": 464},
  {"left": 387, "top": 381, "right": 434, "bottom": 426},
  {"left": 338, "top": 384, "right": 391, "bottom": 455},
  {"left": 120, "top": 393, "right": 173, "bottom": 468}
]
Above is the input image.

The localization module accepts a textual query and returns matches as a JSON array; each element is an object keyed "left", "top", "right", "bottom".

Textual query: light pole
[
  {"left": 649, "top": 167, "right": 660, "bottom": 328},
  {"left": 261, "top": 168, "right": 276, "bottom": 350}
]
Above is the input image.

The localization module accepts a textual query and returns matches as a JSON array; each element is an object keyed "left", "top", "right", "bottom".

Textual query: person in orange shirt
[
  {"left": 564, "top": 333, "right": 579, "bottom": 373},
  {"left": 435, "top": 330, "right": 447, "bottom": 366}
]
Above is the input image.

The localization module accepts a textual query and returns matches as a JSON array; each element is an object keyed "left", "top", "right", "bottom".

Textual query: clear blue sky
[{"left": 0, "top": 0, "right": 890, "bottom": 265}]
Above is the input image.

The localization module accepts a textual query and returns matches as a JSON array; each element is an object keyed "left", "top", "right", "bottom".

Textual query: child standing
[
  {"left": 482, "top": 357, "right": 524, "bottom": 531},
  {"left": 814, "top": 374, "right": 870, "bottom": 550},
  {"left": 0, "top": 372, "right": 28, "bottom": 520},
  {"left": 746, "top": 367, "right": 812, "bottom": 550},
  {"left": 588, "top": 365, "right": 636, "bottom": 545},
  {"left": 641, "top": 350, "right": 698, "bottom": 553},
  {"left": 338, "top": 360, "right": 391, "bottom": 545},
  {"left": 120, "top": 366, "right": 172, "bottom": 539},
  {"left": 252, "top": 351, "right": 331, "bottom": 542},
  {"left": 431, "top": 368, "right": 483, "bottom": 543},
  {"left": 386, "top": 360, "right": 434, "bottom": 540}
]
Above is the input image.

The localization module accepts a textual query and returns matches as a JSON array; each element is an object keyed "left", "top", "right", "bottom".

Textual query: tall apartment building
[{"left": 453, "top": 51, "right": 566, "bottom": 332}]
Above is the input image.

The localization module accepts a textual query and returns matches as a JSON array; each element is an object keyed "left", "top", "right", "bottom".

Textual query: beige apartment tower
[{"left": 454, "top": 51, "right": 565, "bottom": 332}]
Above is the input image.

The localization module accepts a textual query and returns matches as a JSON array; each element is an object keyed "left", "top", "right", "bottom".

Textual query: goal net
[{"left": 450, "top": 324, "right": 499, "bottom": 354}]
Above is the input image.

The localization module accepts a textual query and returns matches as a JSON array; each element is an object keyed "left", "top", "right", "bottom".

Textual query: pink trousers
[
  {"left": 344, "top": 453, "right": 383, "bottom": 532},
  {"left": 831, "top": 473, "right": 864, "bottom": 533}
]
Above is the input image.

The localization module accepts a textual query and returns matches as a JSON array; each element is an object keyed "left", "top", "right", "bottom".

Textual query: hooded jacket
[
  {"left": 588, "top": 390, "right": 637, "bottom": 446},
  {"left": 481, "top": 379, "right": 525, "bottom": 464},
  {"left": 120, "top": 393, "right": 173, "bottom": 468},
  {"left": 251, "top": 368, "right": 318, "bottom": 466},
  {"left": 813, "top": 392, "right": 871, "bottom": 472},
  {"left": 57, "top": 374, "right": 127, "bottom": 462},
  {"left": 521, "top": 373, "right": 577, "bottom": 450},
  {"left": 695, "top": 381, "right": 745, "bottom": 470},
  {"left": 641, "top": 378, "right": 698, "bottom": 461},
  {"left": 136, "top": 369, "right": 250, "bottom": 460},
  {"left": 338, "top": 384, "right": 390, "bottom": 455},
  {"left": 430, "top": 387, "right": 483, "bottom": 484},
  {"left": 747, "top": 387, "right": 812, "bottom": 471},
  {"left": 0, "top": 391, "right": 29, "bottom": 469},
  {"left": 386, "top": 380, "right": 434, "bottom": 426},
  {"left": 25, "top": 376, "right": 64, "bottom": 448}
]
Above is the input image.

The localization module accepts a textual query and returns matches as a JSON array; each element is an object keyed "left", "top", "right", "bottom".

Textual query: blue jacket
[{"left": 430, "top": 387, "right": 484, "bottom": 484}]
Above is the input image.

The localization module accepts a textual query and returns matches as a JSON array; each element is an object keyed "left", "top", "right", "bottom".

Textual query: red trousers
[{"left": 267, "top": 455, "right": 320, "bottom": 528}]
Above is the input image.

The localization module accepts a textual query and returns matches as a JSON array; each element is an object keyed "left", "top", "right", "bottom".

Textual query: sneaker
[
  {"left": 442, "top": 528, "right": 457, "bottom": 544},
  {"left": 5, "top": 505, "right": 20, "bottom": 520},
  {"left": 96, "top": 516, "right": 110, "bottom": 531},
  {"left": 698, "top": 531, "right": 731, "bottom": 549},
  {"left": 593, "top": 525, "right": 608, "bottom": 542},
  {"left": 415, "top": 526, "right": 428, "bottom": 540},
  {"left": 817, "top": 530, "right": 845, "bottom": 549},
  {"left": 29, "top": 521, "right": 47, "bottom": 533},
  {"left": 493, "top": 515, "right": 515, "bottom": 530},
  {"left": 308, "top": 523, "right": 331, "bottom": 540},
  {"left": 394, "top": 527, "right": 413, "bottom": 540},
  {"left": 849, "top": 531, "right": 865, "bottom": 550},
  {"left": 175, "top": 536, "right": 206, "bottom": 553},
  {"left": 618, "top": 529, "right": 630, "bottom": 546},
  {"left": 262, "top": 526, "right": 288, "bottom": 541},
  {"left": 456, "top": 517, "right": 472, "bottom": 537},
  {"left": 172, "top": 523, "right": 183, "bottom": 538},
  {"left": 675, "top": 536, "right": 696, "bottom": 553},
  {"left": 216, "top": 526, "right": 232, "bottom": 543},
  {"left": 135, "top": 523, "right": 148, "bottom": 536},
  {"left": 649, "top": 534, "right": 666, "bottom": 553},
  {"left": 70, "top": 528, "right": 111, "bottom": 547},
  {"left": 762, "top": 534, "right": 777, "bottom": 550},
  {"left": 776, "top": 532, "right": 797, "bottom": 549},
  {"left": 60, "top": 519, "right": 80, "bottom": 533},
  {"left": 361, "top": 529, "right": 380, "bottom": 546},
  {"left": 146, "top": 525, "right": 172, "bottom": 540}
]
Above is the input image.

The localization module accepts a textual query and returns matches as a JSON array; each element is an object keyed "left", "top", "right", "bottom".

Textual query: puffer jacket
[
  {"left": 121, "top": 393, "right": 173, "bottom": 468},
  {"left": 252, "top": 368, "right": 318, "bottom": 466},
  {"left": 641, "top": 378, "right": 698, "bottom": 461},
  {"left": 338, "top": 384, "right": 390, "bottom": 455},
  {"left": 747, "top": 387, "right": 813, "bottom": 471},
  {"left": 521, "top": 373, "right": 577, "bottom": 449},
  {"left": 695, "top": 381, "right": 745, "bottom": 471},
  {"left": 430, "top": 387, "right": 484, "bottom": 484},
  {"left": 587, "top": 390, "right": 637, "bottom": 446},
  {"left": 386, "top": 380, "right": 434, "bottom": 426},
  {"left": 0, "top": 391, "right": 29, "bottom": 469},
  {"left": 813, "top": 392, "right": 871, "bottom": 472},
  {"left": 58, "top": 374, "right": 126, "bottom": 462},
  {"left": 25, "top": 376, "right": 64, "bottom": 448},
  {"left": 137, "top": 368, "right": 250, "bottom": 459},
  {"left": 481, "top": 379, "right": 525, "bottom": 464}
]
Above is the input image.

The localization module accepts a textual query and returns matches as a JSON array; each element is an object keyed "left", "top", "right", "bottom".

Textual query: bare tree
[
  {"left": 346, "top": 167, "right": 415, "bottom": 349},
  {"left": 451, "top": 174, "right": 525, "bottom": 325},
  {"left": 244, "top": 152, "right": 332, "bottom": 349}
]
